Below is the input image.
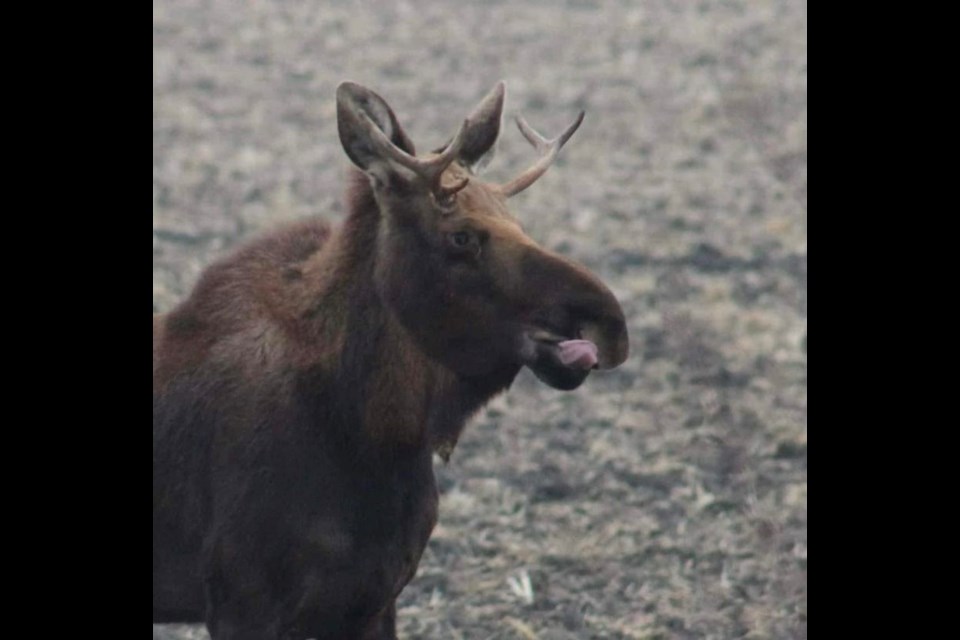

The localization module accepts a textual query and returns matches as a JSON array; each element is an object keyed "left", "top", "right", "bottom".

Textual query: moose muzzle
[{"left": 515, "top": 246, "right": 629, "bottom": 390}]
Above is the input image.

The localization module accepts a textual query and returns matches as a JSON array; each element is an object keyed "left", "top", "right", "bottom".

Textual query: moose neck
[{"left": 299, "top": 170, "right": 517, "bottom": 455}]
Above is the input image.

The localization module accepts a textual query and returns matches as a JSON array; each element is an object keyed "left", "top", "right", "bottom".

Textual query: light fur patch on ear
[{"left": 365, "top": 99, "right": 394, "bottom": 141}]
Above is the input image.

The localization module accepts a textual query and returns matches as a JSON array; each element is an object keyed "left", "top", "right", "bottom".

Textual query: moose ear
[
  {"left": 440, "top": 81, "right": 505, "bottom": 175},
  {"left": 337, "top": 82, "right": 417, "bottom": 174}
]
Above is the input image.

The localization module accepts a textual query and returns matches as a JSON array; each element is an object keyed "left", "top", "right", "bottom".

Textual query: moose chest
[
  {"left": 196, "top": 428, "right": 440, "bottom": 637},
  {"left": 264, "top": 431, "right": 441, "bottom": 627},
  {"left": 324, "top": 444, "right": 439, "bottom": 586}
]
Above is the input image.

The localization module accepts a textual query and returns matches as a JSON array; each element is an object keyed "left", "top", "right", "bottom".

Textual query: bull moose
[{"left": 153, "top": 81, "right": 629, "bottom": 639}]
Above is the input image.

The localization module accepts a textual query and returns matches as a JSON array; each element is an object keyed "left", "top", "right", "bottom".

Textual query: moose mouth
[{"left": 520, "top": 328, "right": 598, "bottom": 391}]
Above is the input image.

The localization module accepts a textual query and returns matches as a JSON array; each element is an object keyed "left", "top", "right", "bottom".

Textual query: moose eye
[
  {"left": 450, "top": 231, "right": 472, "bottom": 247},
  {"left": 433, "top": 193, "right": 457, "bottom": 212}
]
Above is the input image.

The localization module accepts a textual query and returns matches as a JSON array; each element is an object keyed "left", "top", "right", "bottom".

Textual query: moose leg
[
  {"left": 203, "top": 581, "right": 282, "bottom": 640},
  {"left": 204, "top": 544, "right": 397, "bottom": 640},
  {"left": 358, "top": 601, "right": 397, "bottom": 640},
  {"left": 297, "top": 599, "right": 397, "bottom": 640},
  {"left": 201, "top": 535, "right": 288, "bottom": 640},
  {"left": 285, "top": 575, "right": 399, "bottom": 640}
]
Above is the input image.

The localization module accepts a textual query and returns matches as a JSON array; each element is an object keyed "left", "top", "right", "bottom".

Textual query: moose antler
[
  {"left": 499, "top": 111, "right": 585, "bottom": 198},
  {"left": 359, "top": 112, "right": 471, "bottom": 198}
]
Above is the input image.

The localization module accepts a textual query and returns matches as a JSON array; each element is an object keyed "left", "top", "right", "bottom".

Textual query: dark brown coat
[{"left": 153, "top": 82, "right": 628, "bottom": 640}]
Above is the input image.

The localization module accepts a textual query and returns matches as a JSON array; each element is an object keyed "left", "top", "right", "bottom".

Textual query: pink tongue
[{"left": 557, "top": 339, "right": 599, "bottom": 370}]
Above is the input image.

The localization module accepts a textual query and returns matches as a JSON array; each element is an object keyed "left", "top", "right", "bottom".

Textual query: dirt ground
[{"left": 153, "top": 1, "right": 806, "bottom": 638}]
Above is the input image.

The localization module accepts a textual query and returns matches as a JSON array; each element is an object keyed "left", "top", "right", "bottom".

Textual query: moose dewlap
[{"left": 153, "top": 81, "right": 628, "bottom": 640}]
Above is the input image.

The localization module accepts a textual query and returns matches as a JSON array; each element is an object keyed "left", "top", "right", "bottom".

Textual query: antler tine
[
  {"left": 362, "top": 113, "right": 470, "bottom": 188},
  {"left": 500, "top": 111, "right": 585, "bottom": 198},
  {"left": 515, "top": 115, "right": 549, "bottom": 151}
]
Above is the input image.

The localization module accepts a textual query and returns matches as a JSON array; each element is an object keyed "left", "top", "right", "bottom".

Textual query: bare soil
[{"left": 153, "top": 1, "right": 806, "bottom": 638}]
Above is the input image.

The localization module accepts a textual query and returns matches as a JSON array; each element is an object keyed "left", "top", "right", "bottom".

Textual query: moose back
[{"left": 153, "top": 81, "right": 628, "bottom": 640}]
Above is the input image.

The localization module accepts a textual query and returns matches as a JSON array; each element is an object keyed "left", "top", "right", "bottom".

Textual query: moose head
[{"left": 337, "top": 81, "right": 628, "bottom": 390}]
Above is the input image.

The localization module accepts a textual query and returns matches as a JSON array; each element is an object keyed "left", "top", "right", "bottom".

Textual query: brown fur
[{"left": 153, "top": 83, "right": 628, "bottom": 640}]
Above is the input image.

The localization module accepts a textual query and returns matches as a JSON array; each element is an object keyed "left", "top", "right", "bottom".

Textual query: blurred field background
[{"left": 153, "top": 0, "right": 806, "bottom": 638}]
